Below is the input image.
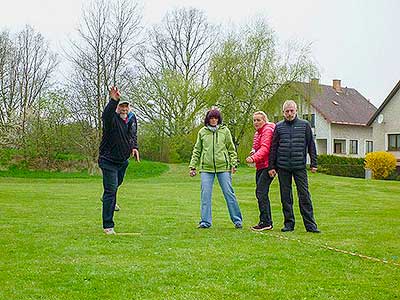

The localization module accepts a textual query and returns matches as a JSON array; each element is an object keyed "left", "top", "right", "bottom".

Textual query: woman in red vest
[{"left": 246, "top": 111, "right": 276, "bottom": 231}]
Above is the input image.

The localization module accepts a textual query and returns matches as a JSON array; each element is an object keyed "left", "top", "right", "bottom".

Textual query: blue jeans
[
  {"left": 199, "top": 172, "right": 242, "bottom": 227},
  {"left": 99, "top": 158, "right": 129, "bottom": 229}
]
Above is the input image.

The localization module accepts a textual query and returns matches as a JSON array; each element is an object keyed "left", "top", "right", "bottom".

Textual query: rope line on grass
[{"left": 259, "top": 232, "right": 400, "bottom": 267}]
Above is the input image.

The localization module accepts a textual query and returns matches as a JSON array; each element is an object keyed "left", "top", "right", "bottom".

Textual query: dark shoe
[
  {"left": 235, "top": 223, "right": 243, "bottom": 229},
  {"left": 197, "top": 223, "right": 210, "bottom": 229},
  {"left": 251, "top": 224, "right": 273, "bottom": 231},
  {"left": 306, "top": 228, "right": 321, "bottom": 233},
  {"left": 281, "top": 227, "right": 294, "bottom": 232}
]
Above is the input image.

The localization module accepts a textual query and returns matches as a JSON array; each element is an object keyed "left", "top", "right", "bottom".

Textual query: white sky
[{"left": 1, "top": 0, "right": 399, "bottom": 107}]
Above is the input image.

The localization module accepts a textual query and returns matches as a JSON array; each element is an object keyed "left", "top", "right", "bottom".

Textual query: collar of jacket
[
  {"left": 284, "top": 116, "right": 298, "bottom": 124},
  {"left": 206, "top": 124, "right": 223, "bottom": 132},
  {"left": 257, "top": 123, "right": 268, "bottom": 133}
]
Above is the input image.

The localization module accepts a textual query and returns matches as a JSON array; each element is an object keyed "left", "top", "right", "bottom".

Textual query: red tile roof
[{"left": 295, "top": 82, "right": 377, "bottom": 126}]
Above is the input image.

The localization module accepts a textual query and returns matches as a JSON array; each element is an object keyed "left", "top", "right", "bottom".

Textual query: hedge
[{"left": 317, "top": 154, "right": 365, "bottom": 178}]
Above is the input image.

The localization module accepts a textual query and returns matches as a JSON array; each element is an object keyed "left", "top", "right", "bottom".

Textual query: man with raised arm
[{"left": 99, "top": 86, "right": 139, "bottom": 235}]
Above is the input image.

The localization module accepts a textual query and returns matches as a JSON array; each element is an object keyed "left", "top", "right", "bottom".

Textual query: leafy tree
[{"left": 209, "top": 19, "right": 319, "bottom": 149}]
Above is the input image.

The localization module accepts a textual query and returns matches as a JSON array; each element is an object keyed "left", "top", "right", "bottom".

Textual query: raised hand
[{"left": 109, "top": 86, "right": 121, "bottom": 101}]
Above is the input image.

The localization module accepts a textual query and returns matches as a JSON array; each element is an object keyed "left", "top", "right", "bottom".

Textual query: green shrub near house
[{"left": 317, "top": 154, "right": 365, "bottom": 178}]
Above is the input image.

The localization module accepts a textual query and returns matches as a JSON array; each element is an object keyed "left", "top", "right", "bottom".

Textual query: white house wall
[
  {"left": 298, "top": 105, "right": 332, "bottom": 154},
  {"left": 372, "top": 88, "right": 400, "bottom": 160},
  {"left": 330, "top": 124, "right": 373, "bottom": 157}
]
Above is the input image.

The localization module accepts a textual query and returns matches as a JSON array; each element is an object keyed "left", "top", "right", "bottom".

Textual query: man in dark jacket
[
  {"left": 99, "top": 86, "right": 139, "bottom": 235},
  {"left": 268, "top": 100, "right": 320, "bottom": 233}
]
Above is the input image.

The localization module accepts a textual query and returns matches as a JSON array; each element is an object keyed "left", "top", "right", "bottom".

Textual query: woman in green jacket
[{"left": 189, "top": 109, "right": 243, "bottom": 229}]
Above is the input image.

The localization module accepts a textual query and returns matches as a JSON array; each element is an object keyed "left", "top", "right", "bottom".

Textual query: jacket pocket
[{"left": 224, "top": 152, "right": 229, "bottom": 169}]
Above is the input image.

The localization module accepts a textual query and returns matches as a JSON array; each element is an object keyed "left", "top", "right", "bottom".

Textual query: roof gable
[{"left": 367, "top": 80, "right": 400, "bottom": 126}]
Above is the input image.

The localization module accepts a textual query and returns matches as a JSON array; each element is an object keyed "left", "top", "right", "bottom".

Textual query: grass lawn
[{"left": 0, "top": 161, "right": 399, "bottom": 299}]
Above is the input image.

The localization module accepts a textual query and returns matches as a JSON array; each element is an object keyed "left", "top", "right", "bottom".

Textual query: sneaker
[
  {"left": 235, "top": 223, "right": 243, "bottom": 229},
  {"left": 306, "top": 228, "right": 321, "bottom": 233},
  {"left": 104, "top": 228, "right": 116, "bottom": 235},
  {"left": 251, "top": 224, "right": 273, "bottom": 231}
]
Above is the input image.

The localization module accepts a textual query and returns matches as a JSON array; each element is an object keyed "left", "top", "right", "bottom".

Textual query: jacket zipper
[{"left": 213, "top": 132, "right": 216, "bottom": 172}]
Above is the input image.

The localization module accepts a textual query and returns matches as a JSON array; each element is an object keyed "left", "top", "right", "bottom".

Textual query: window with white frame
[
  {"left": 302, "top": 113, "right": 316, "bottom": 128},
  {"left": 388, "top": 134, "right": 400, "bottom": 151},
  {"left": 349, "top": 140, "right": 358, "bottom": 154},
  {"left": 365, "top": 140, "right": 373, "bottom": 154},
  {"left": 333, "top": 139, "right": 346, "bottom": 154}
]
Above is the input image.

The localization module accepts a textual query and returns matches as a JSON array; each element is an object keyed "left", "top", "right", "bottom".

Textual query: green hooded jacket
[{"left": 189, "top": 125, "right": 238, "bottom": 173}]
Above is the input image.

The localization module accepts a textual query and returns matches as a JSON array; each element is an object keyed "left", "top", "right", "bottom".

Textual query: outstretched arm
[{"left": 102, "top": 86, "right": 121, "bottom": 129}]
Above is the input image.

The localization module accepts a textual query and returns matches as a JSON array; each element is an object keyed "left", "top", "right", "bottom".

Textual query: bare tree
[
  {"left": 0, "top": 26, "right": 57, "bottom": 146},
  {"left": 132, "top": 7, "right": 216, "bottom": 137},
  {"left": 16, "top": 26, "right": 58, "bottom": 135},
  {"left": 65, "top": 0, "right": 142, "bottom": 170}
]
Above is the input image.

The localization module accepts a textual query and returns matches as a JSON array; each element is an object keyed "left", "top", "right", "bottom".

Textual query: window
[
  {"left": 333, "top": 139, "right": 346, "bottom": 154},
  {"left": 302, "top": 113, "right": 316, "bottom": 128},
  {"left": 365, "top": 141, "right": 373, "bottom": 154},
  {"left": 388, "top": 134, "right": 400, "bottom": 151},
  {"left": 349, "top": 140, "right": 358, "bottom": 154}
]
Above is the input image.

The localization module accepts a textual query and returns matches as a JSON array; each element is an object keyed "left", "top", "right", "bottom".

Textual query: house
[
  {"left": 272, "top": 79, "right": 377, "bottom": 158},
  {"left": 367, "top": 80, "right": 400, "bottom": 168}
]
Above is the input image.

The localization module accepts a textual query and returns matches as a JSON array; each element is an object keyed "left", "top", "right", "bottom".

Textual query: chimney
[{"left": 332, "top": 79, "right": 342, "bottom": 92}]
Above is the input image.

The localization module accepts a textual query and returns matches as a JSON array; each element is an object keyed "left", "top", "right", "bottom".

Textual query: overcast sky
[{"left": 1, "top": 0, "right": 399, "bottom": 107}]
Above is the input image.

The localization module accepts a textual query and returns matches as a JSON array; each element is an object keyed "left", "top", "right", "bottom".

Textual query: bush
[
  {"left": 365, "top": 151, "right": 397, "bottom": 179},
  {"left": 317, "top": 154, "right": 365, "bottom": 178}
]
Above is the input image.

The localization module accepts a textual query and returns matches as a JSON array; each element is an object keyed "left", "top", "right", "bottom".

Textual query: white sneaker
[
  {"left": 104, "top": 228, "right": 116, "bottom": 235},
  {"left": 115, "top": 203, "right": 120, "bottom": 211}
]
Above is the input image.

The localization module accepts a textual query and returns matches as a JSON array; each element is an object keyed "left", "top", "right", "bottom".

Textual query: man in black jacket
[
  {"left": 268, "top": 100, "right": 320, "bottom": 233},
  {"left": 99, "top": 86, "right": 139, "bottom": 235}
]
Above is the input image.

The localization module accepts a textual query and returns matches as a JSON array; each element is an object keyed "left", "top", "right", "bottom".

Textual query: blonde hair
[{"left": 253, "top": 111, "right": 269, "bottom": 122}]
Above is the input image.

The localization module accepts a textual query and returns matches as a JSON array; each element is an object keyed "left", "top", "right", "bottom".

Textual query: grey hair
[
  {"left": 282, "top": 100, "right": 297, "bottom": 111},
  {"left": 253, "top": 111, "right": 269, "bottom": 122}
]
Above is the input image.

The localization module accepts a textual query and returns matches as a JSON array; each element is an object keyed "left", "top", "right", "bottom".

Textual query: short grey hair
[
  {"left": 282, "top": 100, "right": 297, "bottom": 111},
  {"left": 253, "top": 111, "right": 269, "bottom": 122}
]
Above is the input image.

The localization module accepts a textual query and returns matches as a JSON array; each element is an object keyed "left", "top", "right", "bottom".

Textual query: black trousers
[
  {"left": 255, "top": 168, "right": 274, "bottom": 226},
  {"left": 277, "top": 168, "right": 318, "bottom": 230},
  {"left": 99, "top": 158, "right": 129, "bottom": 229}
]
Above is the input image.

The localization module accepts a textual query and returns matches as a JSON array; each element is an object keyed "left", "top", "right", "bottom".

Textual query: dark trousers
[
  {"left": 277, "top": 168, "right": 318, "bottom": 230},
  {"left": 99, "top": 158, "right": 129, "bottom": 229},
  {"left": 255, "top": 168, "right": 274, "bottom": 226}
]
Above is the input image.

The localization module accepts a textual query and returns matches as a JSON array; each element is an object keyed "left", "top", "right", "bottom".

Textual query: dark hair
[{"left": 204, "top": 109, "right": 222, "bottom": 126}]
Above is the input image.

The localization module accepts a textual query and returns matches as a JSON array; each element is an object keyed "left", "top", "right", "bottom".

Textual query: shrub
[
  {"left": 317, "top": 154, "right": 365, "bottom": 178},
  {"left": 365, "top": 151, "right": 397, "bottom": 179}
]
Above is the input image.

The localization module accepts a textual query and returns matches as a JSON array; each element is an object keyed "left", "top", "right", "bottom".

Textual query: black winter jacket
[
  {"left": 268, "top": 116, "right": 317, "bottom": 170},
  {"left": 99, "top": 99, "right": 138, "bottom": 164}
]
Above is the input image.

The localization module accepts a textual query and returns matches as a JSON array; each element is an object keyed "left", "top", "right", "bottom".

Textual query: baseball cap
[{"left": 118, "top": 97, "right": 130, "bottom": 106}]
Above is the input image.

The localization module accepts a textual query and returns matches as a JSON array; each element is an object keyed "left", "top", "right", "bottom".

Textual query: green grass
[
  {"left": 0, "top": 159, "right": 168, "bottom": 179},
  {"left": 0, "top": 163, "right": 399, "bottom": 299}
]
